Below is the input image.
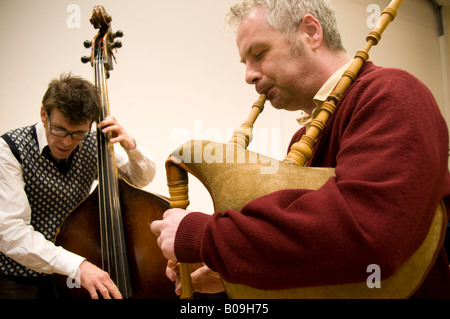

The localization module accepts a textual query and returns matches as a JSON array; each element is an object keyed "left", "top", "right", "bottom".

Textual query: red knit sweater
[{"left": 175, "top": 62, "right": 450, "bottom": 298}]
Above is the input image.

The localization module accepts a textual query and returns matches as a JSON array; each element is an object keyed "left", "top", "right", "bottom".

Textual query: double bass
[{"left": 53, "top": 6, "right": 176, "bottom": 299}]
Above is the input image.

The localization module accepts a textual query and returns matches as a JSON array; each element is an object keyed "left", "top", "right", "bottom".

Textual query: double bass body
[{"left": 54, "top": 179, "right": 176, "bottom": 299}]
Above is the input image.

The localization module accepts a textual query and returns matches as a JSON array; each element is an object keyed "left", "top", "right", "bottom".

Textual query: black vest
[{"left": 0, "top": 124, "right": 97, "bottom": 278}]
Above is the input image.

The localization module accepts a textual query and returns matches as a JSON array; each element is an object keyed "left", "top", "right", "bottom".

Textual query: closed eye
[{"left": 254, "top": 50, "right": 266, "bottom": 61}]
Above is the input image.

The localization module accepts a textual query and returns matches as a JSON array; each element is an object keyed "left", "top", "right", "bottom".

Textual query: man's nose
[
  {"left": 245, "top": 64, "right": 262, "bottom": 85},
  {"left": 62, "top": 135, "right": 74, "bottom": 146}
]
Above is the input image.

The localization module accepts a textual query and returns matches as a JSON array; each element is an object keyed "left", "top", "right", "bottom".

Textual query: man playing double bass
[
  {"left": 151, "top": 0, "right": 450, "bottom": 298},
  {"left": 0, "top": 73, "right": 156, "bottom": 299}
]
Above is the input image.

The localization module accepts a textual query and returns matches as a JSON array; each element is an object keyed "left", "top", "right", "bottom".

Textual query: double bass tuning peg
[
  {"left": 81, "top": 40, "right": 91, "bottom": 63},
  {"left": 81, "top": 56, "right": 91, "bottom": 64},
  {"left": 112, "top": 30, "right": 124, "bottom": 39},
  {"left": 109, "top": 41, "right": 122, "bottom": 50},
  {"left": 83, "top": 40, "right": 92, "bottom": 49},
  {"left": 110, "top": 30, "right": 123, "bottom": 50}
]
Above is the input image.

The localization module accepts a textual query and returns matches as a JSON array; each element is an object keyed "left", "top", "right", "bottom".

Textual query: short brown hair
[{"left": 42, "top": 73, "right": 101, "bottom": 125}]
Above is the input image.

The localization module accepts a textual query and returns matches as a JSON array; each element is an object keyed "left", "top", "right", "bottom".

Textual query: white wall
[{"left": 0, "top": 0, "right": 447, "bottom": 214}]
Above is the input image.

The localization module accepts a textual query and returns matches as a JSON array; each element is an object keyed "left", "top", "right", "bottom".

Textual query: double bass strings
[
  {"left": 93, "top": 38, "right": 132, "bottom": 297},
  {"left": 94, "top": 44, "right": 111, "bottom": 273}
]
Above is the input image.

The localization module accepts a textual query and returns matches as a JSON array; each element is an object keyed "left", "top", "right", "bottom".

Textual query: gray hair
[{"left": 226, "top": 0, "right": 345, "bottom": 52}]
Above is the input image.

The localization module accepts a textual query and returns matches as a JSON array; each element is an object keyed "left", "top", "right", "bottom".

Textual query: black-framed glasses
[{"left": 47, "top": 115, "right": 90, "bottom": 141}]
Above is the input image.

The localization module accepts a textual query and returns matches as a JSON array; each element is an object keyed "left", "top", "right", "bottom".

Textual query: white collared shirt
[{"left": 0, "top": 121, "right": 157, "bottom": 279}]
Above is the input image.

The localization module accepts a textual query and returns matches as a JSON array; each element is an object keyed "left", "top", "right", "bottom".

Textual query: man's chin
[
  {"left": 271, "top": 100, "right": 304, "bottom": 112},
  {"left": 268, "top": 98, "right": 283, "bottom": 110},
  {"left": 270, "top": 101, "right": 292, "bottom": 111}
]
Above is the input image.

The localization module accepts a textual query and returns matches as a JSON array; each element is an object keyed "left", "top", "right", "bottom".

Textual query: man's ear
[
  {"left": 300, "top": 13, "right": 323, "bottom": 50},
  {"left": 40, "top": 106, "right": 47, "bottom": 124}
]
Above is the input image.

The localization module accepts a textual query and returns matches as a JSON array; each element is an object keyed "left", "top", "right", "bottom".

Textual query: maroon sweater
[{"left": 175, "top": 62, "right": 450, "bottom": 298}]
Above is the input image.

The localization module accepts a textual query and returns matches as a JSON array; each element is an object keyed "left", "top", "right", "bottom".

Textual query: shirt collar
[
  {"left": 313, "top": 60, "right": 353, "bottom": 109},
  {"left": 297, "top": 60, "right": 352, "bottom": 126},
  {"left": 35, "top": 121, "right": 48, "bottom": 154}
]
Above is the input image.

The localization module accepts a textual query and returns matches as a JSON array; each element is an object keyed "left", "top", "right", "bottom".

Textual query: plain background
[{"left": 1, "top": 0, "right": 449, "bottom": 213}]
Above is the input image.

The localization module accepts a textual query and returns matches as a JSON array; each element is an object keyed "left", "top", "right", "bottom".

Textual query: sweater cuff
[{"left": 174, "top": 212, "right": 210, "bottom": 263}]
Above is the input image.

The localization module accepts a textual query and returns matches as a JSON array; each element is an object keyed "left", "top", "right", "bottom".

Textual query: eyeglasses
[{"left": 47, "top": 115, "right": 90, "bottom": 141}]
